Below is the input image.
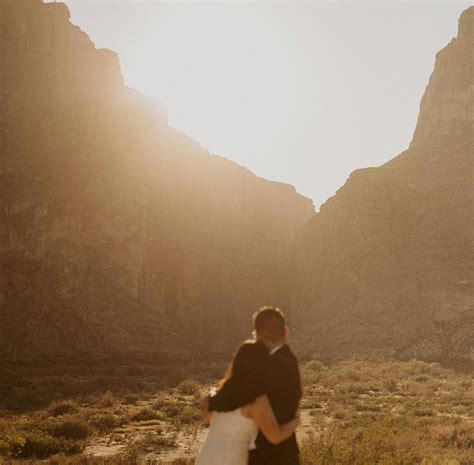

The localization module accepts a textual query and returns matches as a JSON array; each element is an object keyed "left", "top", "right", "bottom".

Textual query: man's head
[{"left": 253, "top": 306, "right": 288, "bottom": 349}]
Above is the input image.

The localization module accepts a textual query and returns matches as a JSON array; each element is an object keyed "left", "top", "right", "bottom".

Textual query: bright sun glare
[
  {"left": 59, "top": 0, "right": 468, "bottom": 206},
  {"left": 123, "top": 4, "right": 307, "bottom": 164}
]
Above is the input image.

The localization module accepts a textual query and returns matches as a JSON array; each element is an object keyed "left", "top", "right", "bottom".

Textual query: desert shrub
[
  {"left": 133, "top": 431, "right": 177, "bottom": 452},
  {"left": 301, "top": 368, "right": 320, "bottom": 385},
  {"left": 162, "top": 403, "right": 184, "bottom": 418},
  {"left": 448, "top": 428, "right": 474, "bottom": 450},
  {"left": 355, "top": 402, "right": 382, "bottom": 412},
  {"left": 458, "top": 380, "right": 472, "bottom": 390},
  {"left": 131, "top": 408, "right": 157, "bottom": 422},
  {"left": 0, "top": 429, "right": 25, "bottom": 457},
  {"left": 49, "top": 420, "right": 89, "bottom": 440},
  {"left": 300, "top": 421, "right": 421, "bottom": 465},
  {"left": 332, "top": 410, "right": 346, "bottom": 420},
  {"left": 452, "top": 404, "right": 471, "bottom": 416},
  {"left": 177, "top": 379, "right": 200, "bottom": 395},
  {"left": 152, "top": 397, "right": 168, "bottom": 409},
  {"left": 415, "top": 374, "right": 432, "bottom": 383},
  {"left": 50, "top": 400, "right": 79, "bottom": 417},
  {"left": 174, "top": 405, "right": 202, "bottom": 425},
  {"left": 16, "top": 429, "right": 83, "bottom": 458},
  {"left": 89, "top": 413, "right": 123, "bottom": 432},
  {"left": 98, "top": 391, "right": 115, "bottom": 408},
  {"left": 303, "top": 397, "right": 324, "bottom": 409},
  {"left": 123, "top": 393, "right": 140, "bottom": 405},
  {"left": 414, "top": 408, "right": 435, "bottom": 417},
  {"left": 383, "top": 378, "right": 398, "bottom": 392},
  {"left": 339, "top": 382, "right": 369, "bottom": 395},
  {"left": 429, "top": 425, "right": 462, "bottom": 448},
  {"left": 343, "top": 369, "right": 363, "bottom": 382}
]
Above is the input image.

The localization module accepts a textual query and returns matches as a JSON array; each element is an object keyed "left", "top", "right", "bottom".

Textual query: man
[{"left": 208, "top": 306, "right": 302, "bottom": 465}]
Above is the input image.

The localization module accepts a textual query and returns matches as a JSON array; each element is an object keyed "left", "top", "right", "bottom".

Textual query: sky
[{"left": 53, "top": 0, "right": 471, "bottom": 208}]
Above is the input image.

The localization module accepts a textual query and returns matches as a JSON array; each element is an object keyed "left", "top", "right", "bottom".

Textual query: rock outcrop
[
  {"left": 0, "top": 0, "right": 314, "bottom": 361},
  {"left": 287, "top": 7, "right": 473, "bottom": 367}
]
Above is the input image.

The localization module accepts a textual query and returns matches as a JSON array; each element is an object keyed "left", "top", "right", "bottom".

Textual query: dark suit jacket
[{"left": 209, "top": 343, "right": 301, "bottom": 465}]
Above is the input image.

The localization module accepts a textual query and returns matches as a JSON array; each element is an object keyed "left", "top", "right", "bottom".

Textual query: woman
[{"left": 195, "top": 341, "right": 300, "bottom": 465}]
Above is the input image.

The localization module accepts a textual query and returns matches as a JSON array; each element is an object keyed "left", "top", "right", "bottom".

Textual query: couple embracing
[{"left": 196, "top": 306, "right": 302, "bottom": 465}]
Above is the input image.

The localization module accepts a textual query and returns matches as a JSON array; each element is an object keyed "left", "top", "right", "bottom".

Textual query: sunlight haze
[{"left": 56, "top": 0, "right": 470, "bottom": 207}]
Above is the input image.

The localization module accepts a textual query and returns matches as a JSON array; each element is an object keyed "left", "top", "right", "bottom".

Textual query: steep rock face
[
  {"left": 288, "top": 7, "right": 473, "bottom": 366},
  {"left": 411, "top": 8, "right": 473, "bottom": 147},
  {"left": 0, "top": 0, "right": 314, "bottom": 360}
]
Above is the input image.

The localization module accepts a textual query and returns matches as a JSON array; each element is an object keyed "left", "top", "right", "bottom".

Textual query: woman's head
[
  {"left": 232, "top": 340, "right": 267, "bottom": 378},
  {"left": 218, "top": 340, "right": 268, "bottom": 399}
]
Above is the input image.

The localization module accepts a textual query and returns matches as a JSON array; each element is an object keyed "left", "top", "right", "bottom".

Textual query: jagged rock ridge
[
  {"left": 287, "top": 7, "right": 473, "bottom": 367},
  {"left": 0, "top": 0, "right": 314, "bottom": 360}
]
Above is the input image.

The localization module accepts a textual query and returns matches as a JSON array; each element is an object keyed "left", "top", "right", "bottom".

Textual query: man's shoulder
[
  {"left": 274, "top": 344, "right": 298, "bottom": 362},
  {"left": 237, "top": 340, "right": 268, "bottom": 358},
  {"left": 269, "top": 345, "right": 299, "bottom": 375},
  {"left": 267, "top": 344, "right": 301, "bottom": 398},
  {"left": 239, "top": 339, "right": 267, "bottom": 352}
]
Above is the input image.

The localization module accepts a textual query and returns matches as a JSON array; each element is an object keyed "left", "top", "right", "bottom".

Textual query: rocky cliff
[
  {"left": 288, "top": 7, "right": 473, "bottom": 367},
  {"left": 0, "top": 0, "right": 314, "bottom": 361}
]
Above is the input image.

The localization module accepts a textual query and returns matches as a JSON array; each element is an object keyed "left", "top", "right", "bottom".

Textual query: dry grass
[
  {"left": 298, "top": 358, "right": 473, "bottom": 465},
  {"left": 0, "top": 358, "right": 472, "bottom": 464}
]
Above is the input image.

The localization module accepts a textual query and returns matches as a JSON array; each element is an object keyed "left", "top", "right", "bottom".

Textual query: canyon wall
[
  {"left": 2, "top": 0, "right": 471, "bottom": 366},
  {"left": 0, "top": 0, "right": 314, "bottom": 360},
  {"left": 288, "top": 7, "right": 473, "bottom": 367}
]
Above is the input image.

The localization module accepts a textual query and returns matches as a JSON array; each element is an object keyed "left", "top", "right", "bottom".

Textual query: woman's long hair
[
  {"left": 218, "top": 355, "right": 235, "bottom": 390},
  {"left": 216, "top": 339, "right": 268, "bottom": 402}
]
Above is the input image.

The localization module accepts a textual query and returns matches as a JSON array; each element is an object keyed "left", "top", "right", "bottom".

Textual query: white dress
[{"left": 195, "top": 409, "right": 258, "bottom": 465}]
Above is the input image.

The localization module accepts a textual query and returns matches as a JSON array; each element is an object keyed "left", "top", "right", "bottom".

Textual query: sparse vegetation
[
  {"left": 0, "top": 358, "right": 472, "bottom": 464},
  {"left": 298, "top": 358, "right": 473, "bottom": 465},
  {"left": 131, "top": 407, "right": 158, "bottom": 422}
]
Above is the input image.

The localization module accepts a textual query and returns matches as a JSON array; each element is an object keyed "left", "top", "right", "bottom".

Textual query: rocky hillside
[
  {"left": 0, "top": 0, "right": 314, "bottom": 361},
  {"left": 288, "top": 7, "right": 473, "bottom": 367}
]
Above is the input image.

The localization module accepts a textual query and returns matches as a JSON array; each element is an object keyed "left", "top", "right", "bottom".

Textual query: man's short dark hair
[{"left": 253, "top": 306, "right": 286, "bottom": 343}]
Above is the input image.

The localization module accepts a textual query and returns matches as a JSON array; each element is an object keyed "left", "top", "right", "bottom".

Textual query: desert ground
[{"left": 0, "top": 358, "right": 472, "bottom": 465}]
